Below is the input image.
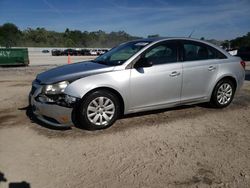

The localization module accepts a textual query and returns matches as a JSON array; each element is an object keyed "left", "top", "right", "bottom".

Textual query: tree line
[
  {"left": 0, "top": 23, "right": 249, "bottom": 48},
  {"left": 0, "top": 23, "right": 139, "bottom": 48},
  {"left": 221, "top": 32, "right": 250, "bottom": 49}
]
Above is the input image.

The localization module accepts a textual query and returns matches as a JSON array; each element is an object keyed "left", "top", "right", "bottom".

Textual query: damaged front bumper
[{"left": 29, "top": 81, "right": 79, "bottom": 128}]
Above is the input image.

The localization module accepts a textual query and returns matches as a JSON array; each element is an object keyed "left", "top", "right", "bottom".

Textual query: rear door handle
[
  {"left": 208, "top": 66, "right": 216, "bottom": 71},
  {"left": 170, "top": 71, "right": 181, "bottom": 77}
]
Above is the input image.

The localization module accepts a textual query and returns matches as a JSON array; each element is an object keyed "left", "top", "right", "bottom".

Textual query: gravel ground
[{"left": 0, "top": 57, "right": 250, "bottom": 188}]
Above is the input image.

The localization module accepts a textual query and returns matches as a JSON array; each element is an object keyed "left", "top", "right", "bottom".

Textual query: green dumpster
[{"left": 0, "top": 48, "right": 29, "bottom": 66}]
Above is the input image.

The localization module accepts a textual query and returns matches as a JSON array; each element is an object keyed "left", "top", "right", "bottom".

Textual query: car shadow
[
  {"left": 245, "top": 70, "right": 250, "bottom": 81},
  {"left": 20, "top": 102, "right": 214, "bottom": 131},
  {"left": 0, "top": 171, "right": 31, "bottom": 188},
  {"left": 120, "top": 105, "right": 196, "bottom": 119}
]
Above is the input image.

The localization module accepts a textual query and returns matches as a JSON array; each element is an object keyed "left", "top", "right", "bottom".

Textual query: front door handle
[
  {"left": 208, "top": 66, "right": 216, "bottom": 71},
  {"left": 169, "top": 71, "right": 180, "bottom": 77}
]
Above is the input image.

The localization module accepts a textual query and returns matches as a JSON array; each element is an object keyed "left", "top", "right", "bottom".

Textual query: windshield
[{"left": 92, "top": 41, "right": 151, "bottom": 66}]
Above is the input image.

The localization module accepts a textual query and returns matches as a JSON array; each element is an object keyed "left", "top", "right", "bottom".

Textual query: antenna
[{"left": 188, "top": 29, "right": 195, "bottom": 38}]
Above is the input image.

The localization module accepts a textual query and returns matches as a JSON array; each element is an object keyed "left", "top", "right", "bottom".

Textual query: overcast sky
[{"left": 0, "top": 0, "right": 250, "bottom": 40}]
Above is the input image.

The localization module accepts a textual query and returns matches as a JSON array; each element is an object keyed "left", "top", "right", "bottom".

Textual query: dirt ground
[{"left": 0, "top": 60, "right": 250, "bottom": 188}]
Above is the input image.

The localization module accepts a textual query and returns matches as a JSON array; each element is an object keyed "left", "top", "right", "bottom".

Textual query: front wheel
[
  {"left": 210, "top": 79, "right": 236, "bottom": 108},
  {"left": 78, "top": 90, "right": 120, "bottom": 130}
]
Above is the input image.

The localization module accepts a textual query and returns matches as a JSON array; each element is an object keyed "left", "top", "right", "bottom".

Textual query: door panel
[
  {"left": 181, "top": 59, "right": 218, "bottom": 101},
  {"left": 129, "top": 63, "right": 182, "bottom": 110},
  {"left": 180, "top": 41, "right": 220, "bottom": 102}
]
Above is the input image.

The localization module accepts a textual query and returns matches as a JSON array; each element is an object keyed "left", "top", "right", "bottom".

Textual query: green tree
[
  {"left": 230, "top": 32, "right": 250, "bottom": 48},
  {"left": 64, "top": 38, "right": 75, "bottom": 47},
  {"left": 0, "top": 22, "right": 139, "bottom": 48},
  {"left": 0, "top": 23, "right": 21, "bottom": 47}
]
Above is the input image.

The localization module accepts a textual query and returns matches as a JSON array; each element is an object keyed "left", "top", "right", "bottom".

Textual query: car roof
[
  {"left": 133, "top": 37, "right": 210, "bottom": 43},
  {"left": 135, "top": 37, "right": 229, "bottom": 55}
]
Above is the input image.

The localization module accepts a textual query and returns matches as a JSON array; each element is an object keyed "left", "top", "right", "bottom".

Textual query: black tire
[
  {"left": 210, "top": 79, "right": 236, "bottom": 108},
  {"left": 77, "top": 90, "right": 120, "bottom": 130}
]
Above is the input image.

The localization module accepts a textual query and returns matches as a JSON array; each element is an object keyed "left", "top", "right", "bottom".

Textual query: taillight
[{"left": 240, "top": 61, "right": 246, "bottom": 69}]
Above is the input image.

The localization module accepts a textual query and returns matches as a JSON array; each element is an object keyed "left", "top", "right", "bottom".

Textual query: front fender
[{"left": 64, "top": 69, "right": 130, "bottom": 109}]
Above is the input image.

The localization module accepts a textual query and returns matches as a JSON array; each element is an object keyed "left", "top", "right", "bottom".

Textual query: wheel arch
[
  {"left": 219, "top": 76, "right": 237, "bottom": 89},
  {"left": 209, "top": 75, "right": 237, "bottom": 99},
  {"left": 81, "top": 87, "right": 125, "bottom": 116}
]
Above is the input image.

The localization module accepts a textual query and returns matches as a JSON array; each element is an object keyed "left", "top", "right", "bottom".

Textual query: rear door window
[{"left": 182, "top": 41, "right": 226, "bottom": 61}]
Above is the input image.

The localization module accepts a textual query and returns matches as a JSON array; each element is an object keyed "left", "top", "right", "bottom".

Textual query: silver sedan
[{"left": 29, "top": 38, "right": 245, "bottom": 130}]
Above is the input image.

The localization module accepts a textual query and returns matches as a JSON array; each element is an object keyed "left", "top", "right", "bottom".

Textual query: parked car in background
[
  {"left": 63, "top": 49, "right": 78, "bottom": 56},
  {"left": 227, "top": 48, "right": 238, "bottom": 56},
  {"left": 30, "top": 38, "right": 245, "bottom": 130},
  {"left": 97, "top": 49, "right": 109, "bottom": 55},
  {"left": 100, "top": 49, "right": 109, "bottom": 54},
  {"left": 89, "top": 49, "right": 98, "bottom": 56},
  {"left": 237, "top": 46, "right": 250, "bottom": 60},
  {"left": 51, "top": 49, "right": 63, "bottom": 56},
  {"left": 42, "top": 49, "right": 50, "bottom": 53},
  {"left": 96, "top": 49, "right": 101, "bottom": 55},
  {"left": 79, "top": 49, "right": 91, "bottom": 56}
]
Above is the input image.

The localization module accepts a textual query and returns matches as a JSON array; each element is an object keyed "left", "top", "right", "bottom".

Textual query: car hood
[{"left": 36, "top": 61, "right": 115, "bottom": 84}]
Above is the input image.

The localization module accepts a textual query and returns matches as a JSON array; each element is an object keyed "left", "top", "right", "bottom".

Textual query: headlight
[{"left": 43, "top": 81, "right": 69, "bottom": 95}]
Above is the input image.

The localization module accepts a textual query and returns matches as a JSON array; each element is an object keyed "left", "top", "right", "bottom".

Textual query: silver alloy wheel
[
  {"left": 217, "top": 83, "right": 233, "bottom": 105},
  {"left": 86, "top": 96, "right": 115, "bottom": 126}
]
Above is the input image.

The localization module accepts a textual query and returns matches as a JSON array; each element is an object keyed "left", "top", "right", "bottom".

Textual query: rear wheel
[
  {"left": 78, "top": 90, "right": 120, "bottom": 130},
  {"left": 210, "top": 79, "right": 235, "bottom": 108}
]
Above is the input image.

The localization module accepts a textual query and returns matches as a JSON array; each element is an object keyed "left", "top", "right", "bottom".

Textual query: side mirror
[{"left": 134, "top": 57, "right": 153, "bottom": 68}]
